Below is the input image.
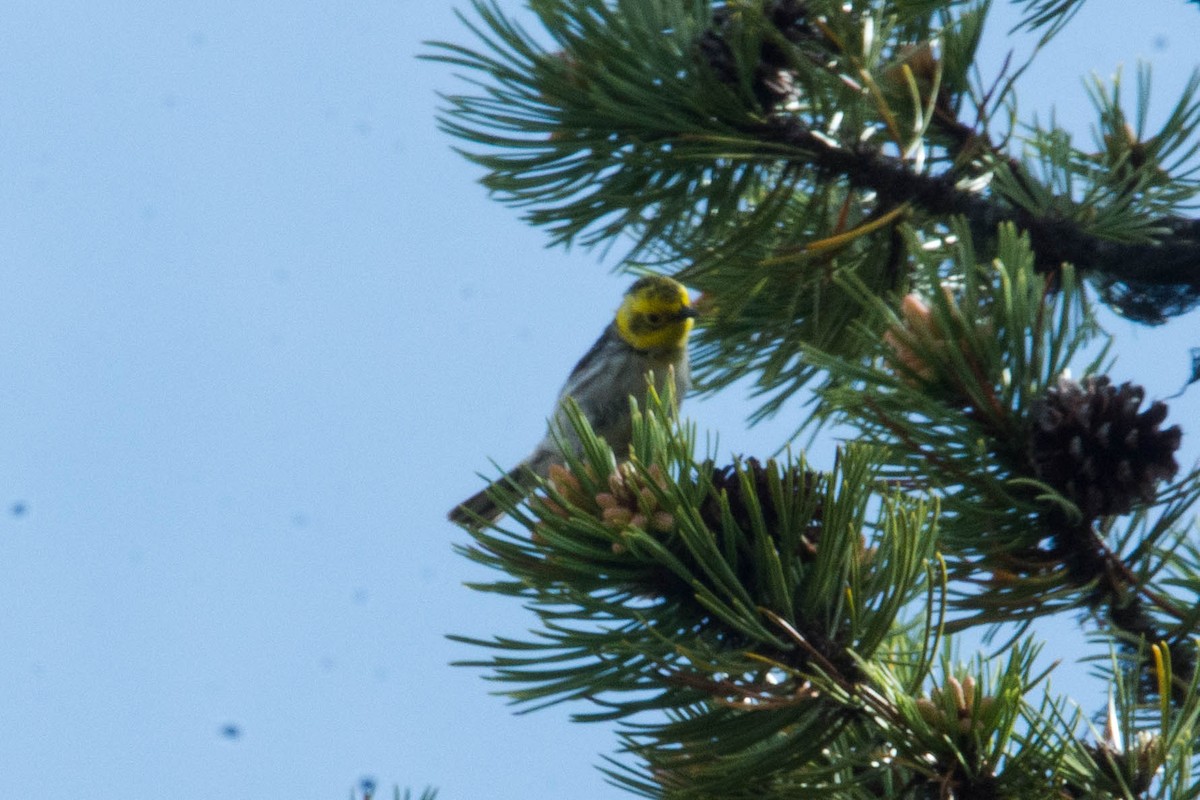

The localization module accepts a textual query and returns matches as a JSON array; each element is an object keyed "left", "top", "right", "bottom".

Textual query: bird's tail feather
[{"left": 447, "top": 464, "right": 538, "bottom": 528}]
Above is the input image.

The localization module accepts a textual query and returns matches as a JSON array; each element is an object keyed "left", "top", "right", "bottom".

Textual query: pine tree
[{"left": 431, "top": 1, "right": 1200, "bottom": 796}]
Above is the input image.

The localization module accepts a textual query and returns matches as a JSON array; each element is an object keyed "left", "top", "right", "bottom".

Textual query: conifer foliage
[{"left": 433, "top": 1, "right": 1200, "bottom": 797}]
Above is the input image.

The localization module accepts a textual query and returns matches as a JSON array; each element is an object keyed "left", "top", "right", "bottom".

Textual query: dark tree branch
[{"left": 757, "top": 116, "right": 1200, "bottom": 322}]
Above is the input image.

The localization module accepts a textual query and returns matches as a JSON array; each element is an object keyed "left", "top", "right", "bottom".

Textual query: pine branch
[
  {"left": 432, "top": 0, "right": 1200, "bottom": 323},
  {"left": 454, "top": 388, "right": 951, "bottom": 791},
  {"left": 805, "top": 222, "right": 1200, "bottom": 706},
  {"left": 757, "top": 116, "right": 1200, "bottom": 307},
  {"left": 434, "top": 2, "right": 1200, "bottom": 796}
]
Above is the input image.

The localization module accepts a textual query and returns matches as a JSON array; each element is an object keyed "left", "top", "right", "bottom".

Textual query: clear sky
[{"left": 3, "top": 2, "right": 1200, "bottom": 798}]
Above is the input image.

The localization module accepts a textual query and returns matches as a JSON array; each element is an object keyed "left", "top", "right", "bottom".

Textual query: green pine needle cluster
[
  {"left": 433, "top": 0, "right": 1200, "bottom": 796},
  {"left": 456, "top": 389, "right": 936, "bottom": 716}
]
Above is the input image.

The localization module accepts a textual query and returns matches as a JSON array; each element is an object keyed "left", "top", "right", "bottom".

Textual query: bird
[{"left": 449, "top": 275, "right": 697, "bottom": 527}]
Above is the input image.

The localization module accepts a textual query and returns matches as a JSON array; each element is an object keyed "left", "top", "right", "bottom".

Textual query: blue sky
[{"left": 3, "top": 2, "right": 1200, "bottom": 798}]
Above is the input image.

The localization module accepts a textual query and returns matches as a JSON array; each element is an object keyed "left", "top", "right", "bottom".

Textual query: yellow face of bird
[{"left": 614, "top": 276, "right": 697, "bottom": 353}]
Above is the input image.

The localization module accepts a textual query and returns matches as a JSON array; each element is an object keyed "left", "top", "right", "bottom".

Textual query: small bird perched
[{"left": 449, "top": 275, "right": 698, "bottom": 526}]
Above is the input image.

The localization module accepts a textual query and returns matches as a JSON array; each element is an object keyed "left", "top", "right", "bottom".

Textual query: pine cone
[
  {"left": 696, "top": 8, "right": 739, "bottom": 87},
  {"left": 701, "top": 458, "right": 822, "bottom": 555},
  {"left": 915, "top": 674, "right": 994, "bottom": 738},
  {"left": 1086, "top": 733, "right": 1163, "bottom": 795},
  {"left": 756, "top": 0, "right": 811, "bottom": 107},
  {"left": 1029, "top": 376, "right": 1182, "bottom": 520},
  {"left": 696, "top": 1, "right": 813, "bottom": 110},
  {"left": 594, "top": 462, "right": 676, "bottom": 538}
]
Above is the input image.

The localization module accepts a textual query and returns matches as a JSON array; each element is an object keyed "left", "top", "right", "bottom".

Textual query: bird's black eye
[{"left": 646, "top": 313, "right": 663, "bottom": 326}]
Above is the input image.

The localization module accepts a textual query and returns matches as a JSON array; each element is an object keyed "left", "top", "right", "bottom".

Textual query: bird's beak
[{"left": 678, "top": 305, "right": 700, "bottom": 320}]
